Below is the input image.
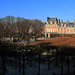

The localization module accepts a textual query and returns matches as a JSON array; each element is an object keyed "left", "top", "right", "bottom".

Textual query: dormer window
[
  {"left": 50, "top": 21, "right": 52, "bottom": 24},
  {"left": 64, "top": 24, "right": 66, "bottom": 27},
  {"left": 61, "top": 24, "right": 63, "bottom": 27},
  {"left": 55, "top": 21, "right": 56, "bottom": 24},
  {"left": 53, "top": 22, "right": 54, "bottom": 24}
]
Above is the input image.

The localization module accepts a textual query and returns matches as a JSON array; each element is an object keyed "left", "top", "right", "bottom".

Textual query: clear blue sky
[{"left": 0, "top": 0, "right": 75, "bottom": 22}]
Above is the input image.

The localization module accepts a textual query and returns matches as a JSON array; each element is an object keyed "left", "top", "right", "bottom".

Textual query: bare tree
[
  {"left": 20, "top": 19, "right": 33, "bottom": 42},
  {"left": 16, "top": 17, "right": 25, "bottom": 39},
  {"left": 32, "top": 19, "right": 44, "bottom": 40},
  {"left": 0, "top": 16, "right": 44, "bottom": 43},
  {"left": 1, "top": 16, "right": 16, "bottom": 38},
  {"left": 0, "top": 23, "right": 4, "bottom": 38}
]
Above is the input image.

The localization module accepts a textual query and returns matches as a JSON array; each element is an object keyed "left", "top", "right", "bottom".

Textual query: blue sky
[{"left": 0, "top": 0, "right": 75, "bottom": 22}]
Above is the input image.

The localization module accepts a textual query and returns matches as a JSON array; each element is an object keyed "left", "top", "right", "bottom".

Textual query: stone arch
[{"left": 46, "top": 34, "right": 48, "bottom": 38}]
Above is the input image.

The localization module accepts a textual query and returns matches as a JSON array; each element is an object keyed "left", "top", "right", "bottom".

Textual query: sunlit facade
[{"left": 45, "top": 17, "right": 75, "bottom": 38}]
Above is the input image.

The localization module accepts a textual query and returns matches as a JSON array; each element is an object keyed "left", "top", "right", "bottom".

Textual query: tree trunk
[
  {"left": 23, "top": 55, "right": 25, "bottom": 75},
  {"left": 67, "top": 55, "right": 70, "bottom": 73},
  {"left": 55, "top": 49, "right": 58, "bottom": 65},
  {"left": 61, "top": 53, "right": 63, "bottom": 75},
  {"left": 48, "top": 55, "right": 50, "bottom": 70},
  {"left": 15, "top": 57, "right": 17, "bottom": 68},
  {"left": 19, "top": 55, "right": 21, "bottom": 72},
  {"left": 3, "top": 55, "right": 5, "bottom": 75},
  {"left": 72, "top": 57, "right": 74, "bottom": 68},
  {"left": 47, "top": 50, "right": 50, "bottom": 70},
  {"left": 30, "top": 56, "right": 32, "bottom": 67},
  {"left": 38, "top": 54, "right": 40, "bottom": 75}
]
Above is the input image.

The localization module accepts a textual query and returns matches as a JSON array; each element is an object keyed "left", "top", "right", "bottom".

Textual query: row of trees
[
  {"left": 1, "top": 41, "right": 75, "bottom": 75},
  {"left": 0, "top": 16, "right": 45, "bottom": 41}
]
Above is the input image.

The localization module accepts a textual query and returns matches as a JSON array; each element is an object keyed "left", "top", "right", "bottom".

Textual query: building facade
[{"left": 45, "top": 17, "right": 75, "bottom": 38}]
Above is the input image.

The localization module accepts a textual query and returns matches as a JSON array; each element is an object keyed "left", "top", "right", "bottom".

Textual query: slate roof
[
  {"left": 48, "top": 17, "right": 58, "bottom": 24},
  {"left": 47, "top": 17, "right": 75, "bottom": 27},
  {"left": 58, "top": 22, "right": 75, "bottom": 27}
]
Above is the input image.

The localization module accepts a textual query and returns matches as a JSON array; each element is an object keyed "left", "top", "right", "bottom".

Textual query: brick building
[{"left": 45, "top": 17, "right": 75, "bottom": 38}]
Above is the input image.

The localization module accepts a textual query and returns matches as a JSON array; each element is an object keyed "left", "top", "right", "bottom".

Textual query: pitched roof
[
  {"left": 48, "top": 17, "right": 58, "bottom": 24},
  {"left": 58, "top": 22, "right": 74, "bottom": 27}
]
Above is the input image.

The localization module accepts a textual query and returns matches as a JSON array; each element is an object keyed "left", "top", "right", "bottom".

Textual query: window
[
  {"left": 53, "top": 22, "right": 54, "bottom": 24},
  {"left": 54, "top": 29, "right": 56, "bottom": 32},
  {"left": 64, "top": 31, "right": 66, "bottom": 34},
  {"left": 55, "top": 21, "right": 56, "bottom": 24},
  {"left": 58, "top": 28, "right": 59, "bottom": 30},
  {"left": 47, "top": 29, "right": 50, "bottom": 32},
  {"left": 71, "top": 28, "right": 72, "bottom": 31},
  {"left": 51, "top": 25, "right": 52, "bottom": 27},
  {"left": 61, "top": 28, "right": 63, "bottom": 30},
  {"left": 64, "top": 24, "right": 66, "bottom": 27},
  {"left": 47, "top": 25, "right": 50, "bottom": 28},
  {"left": 61, "top": 24, "right": 63, "bottom": 27},
  {"left": 53, "top": 25, "right": 55, "bottom": 28},
  {"left": 57, "top": 25, "right": 59, "bottom": 27},
  {"left": 51, "top": 29, "right": 52, "bottom": 32},
  {"left": 69, "top": 25, "right": 71, "bottom": 27},
  {"left": 53, "top": 29, "right": 54, "bottom": 32},
  {"left": 61, "top": 31, "right": 63, "bottom": 34},
  {"left": 70, "top": 31, "right": 72, "bottom": 34},
  {"left": 64, "top": 28, "right": 66, "bottom": 30}
]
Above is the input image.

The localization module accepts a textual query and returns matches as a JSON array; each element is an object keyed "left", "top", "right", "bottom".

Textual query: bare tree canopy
[{"left": 0, "top": 16, "right": 44, "bottom": 42}]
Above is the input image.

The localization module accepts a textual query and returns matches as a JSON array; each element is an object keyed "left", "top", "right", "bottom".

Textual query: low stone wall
[{"left": 36, "top": 38, "right": 45, "bottom": 40}]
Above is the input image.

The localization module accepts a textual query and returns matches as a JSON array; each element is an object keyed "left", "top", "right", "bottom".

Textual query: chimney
[
  {"left": 54, "top": 17, "right": 57, "bottom": 20},
  {"left": 66, "top": 20, "right": 69, "bottom": 23},
  {"left": 73, "top": 20, "right": 75, "bottom": 23},
  {"left": 61, "top": 20, "right": 63, "bottom": 23},
  {"left": 47, "top": 17, "right": 50, "bottom": 24},
  {"left": 58, "top": 19, "right": 60, "bottom": 24}
]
